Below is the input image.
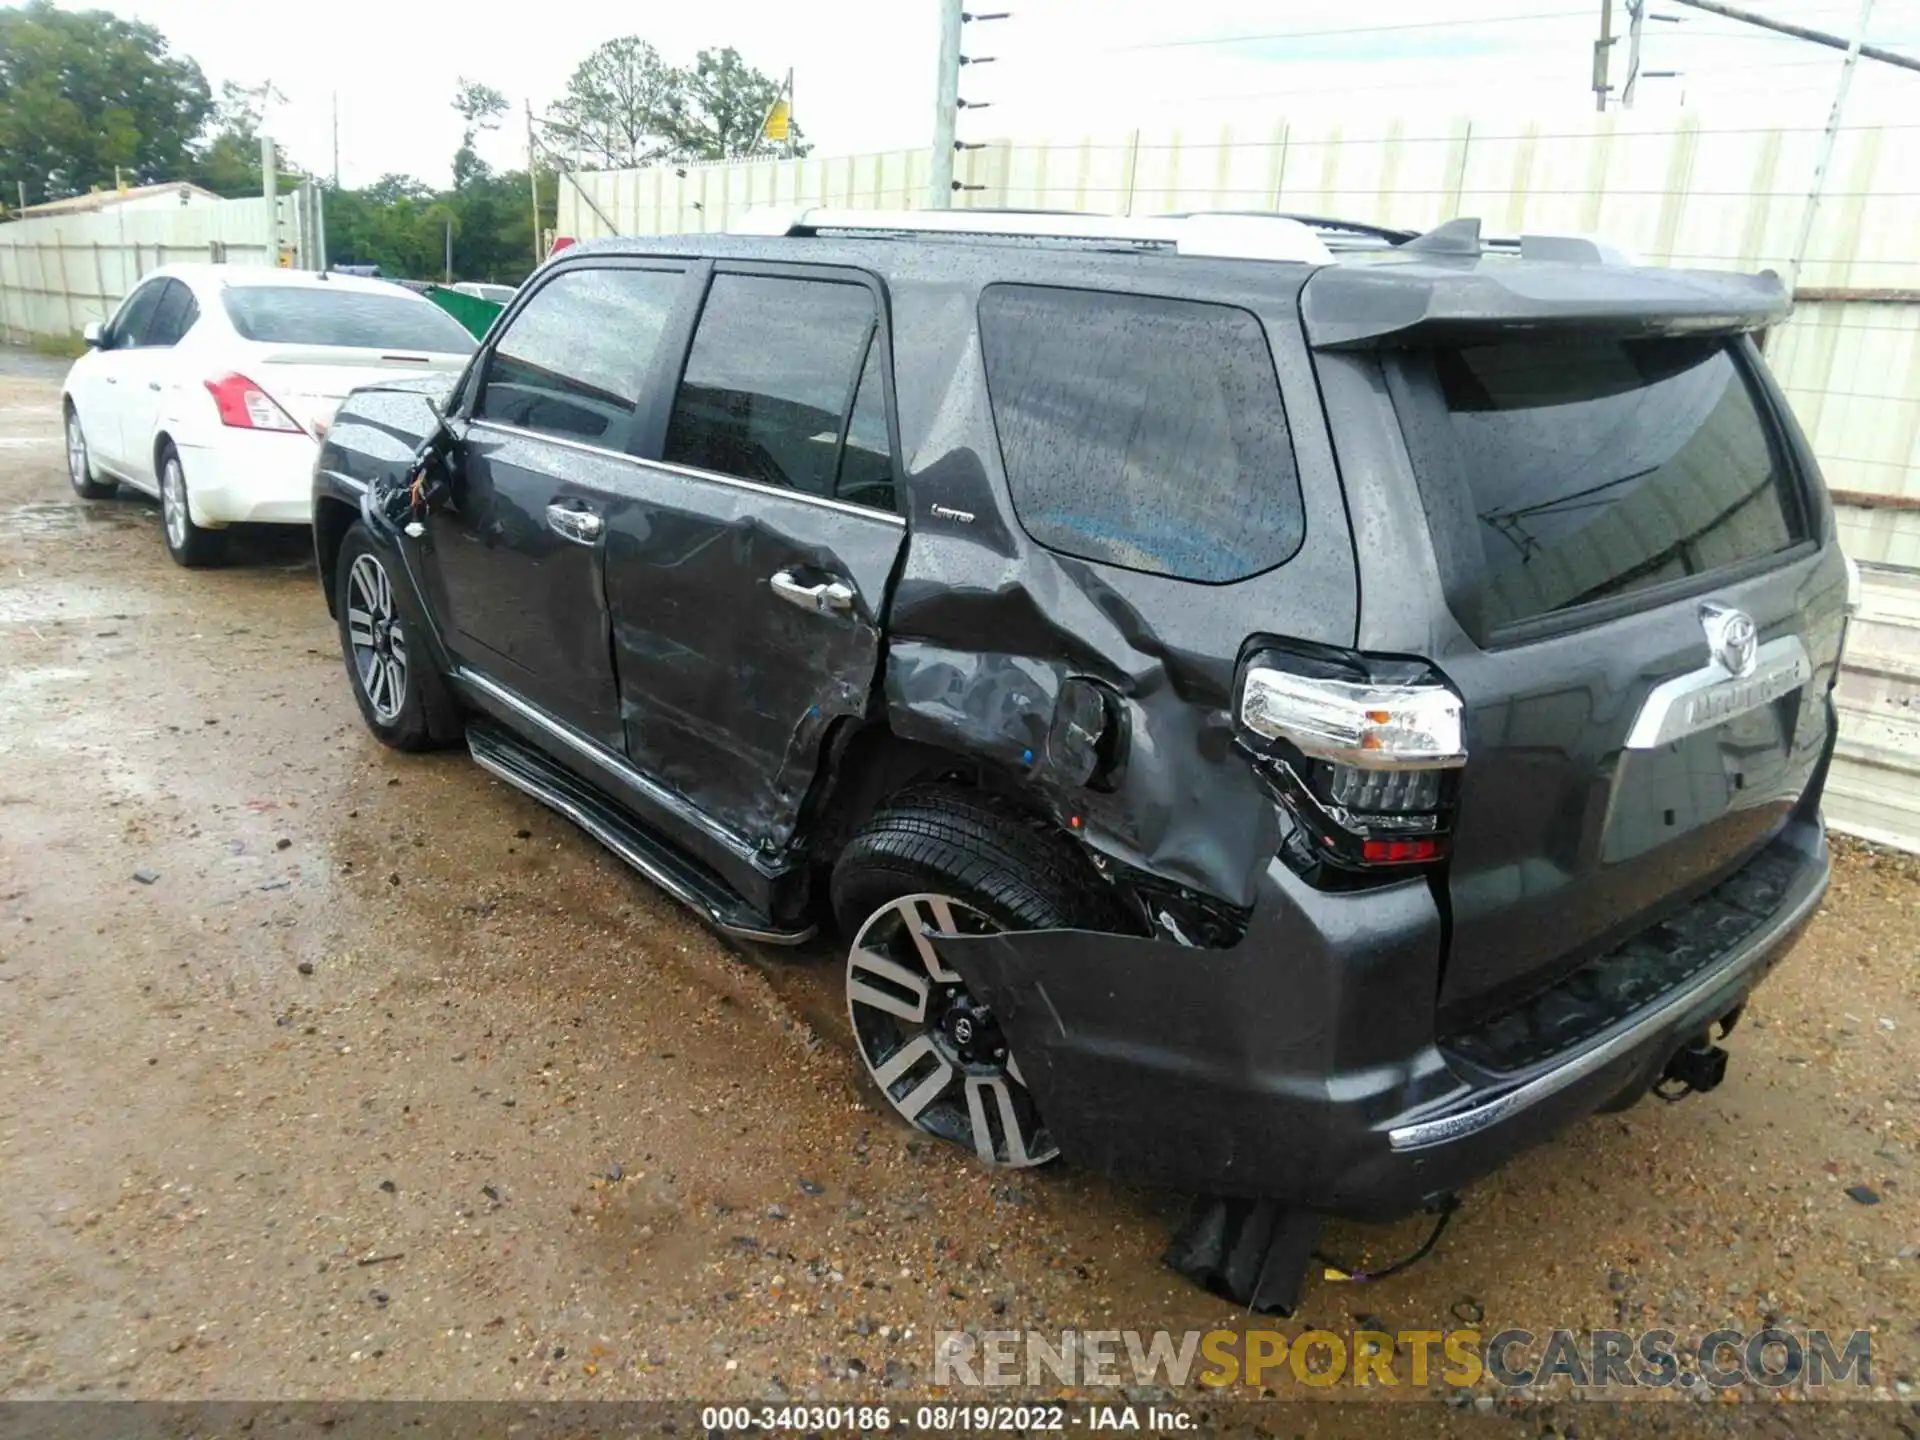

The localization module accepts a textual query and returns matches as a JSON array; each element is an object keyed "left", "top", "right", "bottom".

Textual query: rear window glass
[
  {"left": 222, "top": 287, "right": 476, "bottom": 353},
  {"left": 978, "top": 285, "right": 1303, "bottom": 583},
  {"left": 1422, "top": 337, "right": 1803, "bottom": 629}
]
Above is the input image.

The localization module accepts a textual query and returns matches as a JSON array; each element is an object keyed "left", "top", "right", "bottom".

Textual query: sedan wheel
[
  {"left": 156, "top": 446, "right": 226, "bottom": 567},
  {"left": 64, "top": 409, "right": 114, "bottom": 499},
  {"left": 346, "top": 552, "right": 408, "bottom": 725},
  {"left": 161, "top": 457, "right": 189, "bottom": 549},
  {"left": 845, "top": 892, "right": 1057, "bottom": 1168}
]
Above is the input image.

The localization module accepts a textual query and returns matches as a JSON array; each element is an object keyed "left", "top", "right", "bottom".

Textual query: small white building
[{"left": 18, "top": 182, "right": 224, "bottom": 219}]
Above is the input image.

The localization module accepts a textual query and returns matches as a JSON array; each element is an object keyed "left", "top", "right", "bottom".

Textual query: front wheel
[
  {"left": 831, "top": 787, "right": 1122, "bottom": 1169},
  {"left": 64, "top": 405, "right": 115, "bottom": 500},
  {"left": 335, "top": 522, "right": 453, "bottom": 751}
]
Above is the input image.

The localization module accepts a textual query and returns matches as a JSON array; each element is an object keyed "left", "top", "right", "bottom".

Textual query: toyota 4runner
[{"left": 311, "top": 208, "right": 1847, "bottom": 1310}]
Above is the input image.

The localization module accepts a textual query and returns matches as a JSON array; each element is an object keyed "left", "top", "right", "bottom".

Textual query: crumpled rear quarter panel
[{"left": 875, "top": 250, "right": 1361, "bottom": 909}]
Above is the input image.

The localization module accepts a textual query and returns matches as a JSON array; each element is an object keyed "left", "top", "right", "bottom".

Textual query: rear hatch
[{"left": 1305, "top": 253, "right": 1847, "bottom": 1030}]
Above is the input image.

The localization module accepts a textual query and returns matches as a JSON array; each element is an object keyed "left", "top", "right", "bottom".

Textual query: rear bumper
[
  {"left": 177, "top": 429, "right": 321, "bottom": 526},
  {"left": 935, "top": 815, "right": 1828, "bottom": 1220}
]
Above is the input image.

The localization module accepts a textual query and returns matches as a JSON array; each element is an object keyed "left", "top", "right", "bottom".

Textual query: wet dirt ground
[{"left": 1, "top": 356, "right": 1917, "bottom": 1430}]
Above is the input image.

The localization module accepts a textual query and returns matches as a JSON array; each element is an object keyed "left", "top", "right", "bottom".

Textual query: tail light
[
  {"left": 204, "top": 373, "right": 302, "bottom": 433},
  {"left": 1236, "top": 646, "right": 1465, "bottom": 873}
]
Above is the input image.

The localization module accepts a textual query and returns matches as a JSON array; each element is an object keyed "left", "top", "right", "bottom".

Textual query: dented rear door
[{"left": 604, "top": 264, "right": 907, "bottom": 853}]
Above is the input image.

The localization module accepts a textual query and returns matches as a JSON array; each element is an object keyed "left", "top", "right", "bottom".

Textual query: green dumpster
[{"left": 426, "top": 285, "right": 505, "bottom": 341}]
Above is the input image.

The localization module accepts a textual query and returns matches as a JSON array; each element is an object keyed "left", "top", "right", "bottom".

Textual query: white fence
[
  {"left": 559, "top": 114, "right": 1920, "bottom": 565},
  {"left": 0, "top": 190, "right": 318, "bottom": 344}
]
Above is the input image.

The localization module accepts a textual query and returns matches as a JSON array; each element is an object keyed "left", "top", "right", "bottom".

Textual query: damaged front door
[
  {"left": 605, "top": 264, "right": 907, "bottom": 854},
  {"left": 432, "top": 262, "right": 692, "bottom": 748}
]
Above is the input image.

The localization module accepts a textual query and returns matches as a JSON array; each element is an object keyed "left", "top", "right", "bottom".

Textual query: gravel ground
[{"left": 1, "top": 357, "right": 1916, "bottom": 1430}]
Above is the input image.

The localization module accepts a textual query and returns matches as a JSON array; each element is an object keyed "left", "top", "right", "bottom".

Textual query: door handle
[
  {"left": 771, "top": 568, "right": 856, "bottom": 615},
  {"left": 545, "top": 503, "right": 603, "bottom": 545}
]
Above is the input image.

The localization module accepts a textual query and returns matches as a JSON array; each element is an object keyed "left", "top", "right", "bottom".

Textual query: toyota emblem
[{"left": 1700, "top": 602, "right": 1759, "bottom": 679}]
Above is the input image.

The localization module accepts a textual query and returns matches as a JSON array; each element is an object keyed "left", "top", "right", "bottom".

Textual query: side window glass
[
  {"left": 663, "top": 274, "right": 878, "bottom": 499},
  {"left": 111, "top": 283, "right": 164, "bottom": 349},
  {"left": 476, "top": 266, "right": 683, "bottom": 445},
  {"left": 835, "top": 337, "right": 895, "bottom": 513},
  {"left": 978, "top": 285, "right": 1305, "bottom": 583},
  {"left": 145, "top": 281, "right": 199, "bottom": 347}
]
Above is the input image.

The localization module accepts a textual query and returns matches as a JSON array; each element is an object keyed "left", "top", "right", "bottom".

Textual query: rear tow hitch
[{"left": 1655, "top": 1040, "right": 1730, "bottom": 1102}]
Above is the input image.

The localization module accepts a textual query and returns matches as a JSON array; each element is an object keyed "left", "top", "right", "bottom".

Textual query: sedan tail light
[
  {"left": 1236, "top": 645, "right": 1465, "bottom": 874},
  {"left": 204, "top": 373, "right": 303, "bottom": 433}
]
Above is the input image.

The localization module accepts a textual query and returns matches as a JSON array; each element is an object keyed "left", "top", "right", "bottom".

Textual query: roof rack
[
  {"left": 729, "top": 207, "right": 1334, "bottom": 265},
  {"left": 1160, "top": 210, "right": 1418, "bottom": 250}
]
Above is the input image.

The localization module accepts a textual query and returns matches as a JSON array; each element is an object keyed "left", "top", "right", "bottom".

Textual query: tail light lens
[
  {"left": 204, "top": 373, "right": 302, "bottom": 433},
  {"left": 1236, "top": 646, "right": 1465, "bottom": 873}
]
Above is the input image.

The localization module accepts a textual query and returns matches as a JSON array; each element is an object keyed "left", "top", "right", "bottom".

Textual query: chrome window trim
[
  {"left": 1623, "top": 634, "right": 1813, "bottom": 750},
  {"left": 467, "top": 418, "right": 906, "bottom": 526}
]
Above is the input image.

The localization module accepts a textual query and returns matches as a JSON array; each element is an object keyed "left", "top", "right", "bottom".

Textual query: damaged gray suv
[{"left": 311, "top": 208, "right": 1846, "bottom": 1310}]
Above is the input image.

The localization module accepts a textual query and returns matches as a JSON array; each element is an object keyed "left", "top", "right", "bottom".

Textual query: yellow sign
[{"left": 762, "top": 98, "right": 791, "bottom": 142}]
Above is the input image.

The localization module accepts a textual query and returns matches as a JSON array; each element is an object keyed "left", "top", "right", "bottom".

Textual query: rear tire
[
  {"left": 335, "top": 522, "right": 456, "bottom": 751},
  {"left": 831, "top": 786, "right": 1121, "bottom": 1168},
  {"left": 64, "top": 404, "right": 115, "bottom": 500},
  {"left": 157, "top": 443, "right": 227, "bottom": 568}
]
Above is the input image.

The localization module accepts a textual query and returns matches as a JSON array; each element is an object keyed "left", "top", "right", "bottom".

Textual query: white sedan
[{"left": 61, "top": 265, "right": 476, "bottom": 566}]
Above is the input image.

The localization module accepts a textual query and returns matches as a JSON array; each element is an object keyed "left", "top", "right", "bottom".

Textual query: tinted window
[
  {"left": 1424, "top": 338, "right": 1803, "bottom": 629},
  {"left": 979, "top": 285, "right": 1304, "bottom": 583},
  {"left": 476, "top": 266, "right": 683, "bottom": 444},
  {"left": 223, "top": 286, "right": 476, "bottom": 353},
  {"left": 111, "top": 283, "right": 165, "bottom": 348},
  {"left": 836, "top": 337, "right": 895, "bottom": 512},
  {"left": 664, "top": 274, "right": 879, "bottom": 499},
  {"left": 145, "top": 280, "right": 199, "bottom": 347}
]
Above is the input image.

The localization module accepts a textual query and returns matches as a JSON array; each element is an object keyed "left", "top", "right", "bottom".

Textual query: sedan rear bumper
[{"left": 177, "top": 428, "right": 321, "bottom": 526}]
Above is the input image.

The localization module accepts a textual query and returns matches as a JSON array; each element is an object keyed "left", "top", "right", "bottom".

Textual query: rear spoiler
[{"left": 1300, "top": 253, "right": 1791, "bottom": 351}]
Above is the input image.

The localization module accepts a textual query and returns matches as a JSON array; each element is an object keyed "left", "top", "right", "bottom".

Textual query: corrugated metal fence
[
  {"left": 560, "top": 114, "right": 1920, "bottom": 562},
  {"left": 560, "top": 113, "right": 1920, "bottom": 848},
  {"left": 0, "top": 193, "right": 298, "bottom": 344}
]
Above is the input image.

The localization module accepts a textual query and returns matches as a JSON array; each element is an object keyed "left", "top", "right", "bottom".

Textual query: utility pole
[
  {"left": 526, "top": 102, "right": 543, "bottom": 265},
  {"left": 1622, "top": 0, "right": 1646, "bottom": 105},
  {"left": 929, "top": 0, "right": 964, "bottom": 207},
  {"left": 1792, "top": 0, "right": 1875, "bottom": 287},
  {"left": 1593, "top": 0, "right": 1615, "bottom": 109},
  {"left": 332, "top": 92, "right": 341, "bottom": 187},
  {"left": 261, "top": 134, "right": 279, "bottom": 265}
]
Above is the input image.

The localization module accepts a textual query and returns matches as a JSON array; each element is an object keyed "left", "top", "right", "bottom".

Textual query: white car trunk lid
[{"left": 251, "top": 346, "right": 467, "bottom": 431}]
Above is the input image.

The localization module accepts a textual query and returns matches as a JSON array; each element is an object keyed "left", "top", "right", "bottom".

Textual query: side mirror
[{"left": 81, "top": 321, "right": 104, "bottom": 349}]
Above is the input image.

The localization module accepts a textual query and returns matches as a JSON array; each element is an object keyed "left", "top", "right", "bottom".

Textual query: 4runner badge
[{"left": 1701, "top": 602, "right": 1758, "bottom": 679}]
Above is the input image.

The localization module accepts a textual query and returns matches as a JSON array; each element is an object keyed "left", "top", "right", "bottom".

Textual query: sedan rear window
[
  {"left": 1413, "top": 337, "right": 1804, "bottom": 630},
  {"left": 222, "top": 287, "right": 476, "bottom": 353},
  {"left": 978, "top": 285, "right": 1304, "bottom": 584}
]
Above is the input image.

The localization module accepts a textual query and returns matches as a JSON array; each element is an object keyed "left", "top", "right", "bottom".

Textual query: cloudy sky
[{"left": 71, "top": 0, "right": 1920, "bottom": 188}]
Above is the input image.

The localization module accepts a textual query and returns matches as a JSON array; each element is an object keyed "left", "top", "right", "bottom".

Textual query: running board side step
[{"left": 466, "top": 720, "right": 815, "bottom": 946}]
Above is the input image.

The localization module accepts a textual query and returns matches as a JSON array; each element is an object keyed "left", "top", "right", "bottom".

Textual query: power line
[{"left": 1094, "top": 10, "right": 1597, "bottom": 53}]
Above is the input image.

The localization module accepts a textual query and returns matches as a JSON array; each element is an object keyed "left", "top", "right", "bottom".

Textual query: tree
[
  {"left": 675, "top": 47, "right": 806, "bottom": 161},
  {"left": 547, "top": 37, "right": 683, "bottom": 169},
  {"left": 191, "top": 81, "right": 285, "bottom": 198},
  {"left": 0, "top": 0, "right": 212, "bottom": 204},
  {"left": 452, "top": 77, "right": 507, "bottom": 190}
]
